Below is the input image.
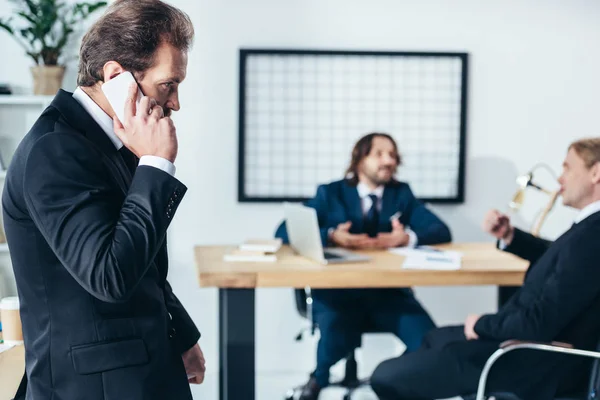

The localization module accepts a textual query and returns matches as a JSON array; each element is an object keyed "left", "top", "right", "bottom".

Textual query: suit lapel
[
  {"left": 380, "top": 185, "right": 397, "bottom": 231},
  {"left": 49, "top": 90, "right": 133, "bottom": 193},
  {"left": 342, "top": 181, "right": 364, "bottom": 232}
]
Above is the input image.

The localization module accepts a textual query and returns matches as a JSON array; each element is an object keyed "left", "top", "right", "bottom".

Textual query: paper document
[
  {"left": 223, "top": 249, "right": 277, "bottom": 262},
  {"left": 239, "top": 238, "right": 282, "bottom": 253},
  {"left": 389, "top": 246, "right": 462, "bottom": 270}
]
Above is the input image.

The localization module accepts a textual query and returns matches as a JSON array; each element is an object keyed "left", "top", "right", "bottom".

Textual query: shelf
[{"left": 0, "top": 95, "right": 54, "bottom": 106}]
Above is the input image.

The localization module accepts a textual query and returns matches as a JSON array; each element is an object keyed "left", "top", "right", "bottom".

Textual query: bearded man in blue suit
[{"left": 275, "top": 133, "right": 452, "bottom": 399}]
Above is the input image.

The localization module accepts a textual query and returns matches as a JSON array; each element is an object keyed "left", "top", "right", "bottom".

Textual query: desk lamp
[{"left": 509, "top": 164, "right": 561, "bottom": 236}]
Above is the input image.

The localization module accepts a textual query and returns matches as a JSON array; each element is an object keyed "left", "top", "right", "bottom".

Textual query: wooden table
[
  {"left": 0, "top": 344, "right": 24, "bottom": 399},
  {"left": 194, "top": 243, "right": 528, "bottom": 400}
]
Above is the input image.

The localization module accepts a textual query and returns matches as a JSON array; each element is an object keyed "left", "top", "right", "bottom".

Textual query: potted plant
[{"left": 0, "top": 0, "right": 107, "bottom": 95}]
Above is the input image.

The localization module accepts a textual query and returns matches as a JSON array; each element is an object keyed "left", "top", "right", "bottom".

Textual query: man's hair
[
  {"left": 345, "top": 132, "right": 402, "bottom": 185},
  {"left": 77, "top": 0, "right": 194, "bottom": 87},
  {"left": 570, "top": 137, "right": 600, "bottom": 169}
]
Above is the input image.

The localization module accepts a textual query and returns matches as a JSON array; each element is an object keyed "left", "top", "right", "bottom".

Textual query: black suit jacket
[
  {"left": 472, "top": 215, "right": 600, "bottom": 397},
  {"left": 2, "top": 90, "right": 199, "bottom": 400}
]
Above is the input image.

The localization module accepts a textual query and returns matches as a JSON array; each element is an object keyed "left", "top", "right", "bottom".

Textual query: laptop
[{"left": 284, "top": 203, "right": 371, "bottom": 265}]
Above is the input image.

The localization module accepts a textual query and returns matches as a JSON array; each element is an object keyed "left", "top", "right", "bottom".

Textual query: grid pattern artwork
[{"left": 239, "top": 49, "right": 468, "bottom": 203}]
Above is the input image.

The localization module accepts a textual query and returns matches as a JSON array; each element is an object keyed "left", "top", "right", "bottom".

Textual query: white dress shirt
[
  {"left": 72, "top": 87, "right": 176, "bottom": 176},
  {"left": 500, "top": 199, "right": 600, "bottom": 249},
  {"left": 356, "top": 182, "right": 418, "bottom": 248},
  {"left": 574, "top": 200, "right": 600, "bottom": 224}
]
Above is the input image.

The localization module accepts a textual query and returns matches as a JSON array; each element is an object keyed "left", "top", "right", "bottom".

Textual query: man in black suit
[
  {"left": 370, "top": 137, "right": 600, "bottom": 400},
  {"left": 2, "top": 1, "right": 204, "bottom": 399}
]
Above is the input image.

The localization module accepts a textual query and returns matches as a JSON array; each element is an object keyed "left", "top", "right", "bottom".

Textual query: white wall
[{"left": 2, "top": 0, "right": 600, "bottom": 398}]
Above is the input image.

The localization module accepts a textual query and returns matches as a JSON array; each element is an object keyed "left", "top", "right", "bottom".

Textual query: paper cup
[{"left": 0, "top": 296, "right": 23, "bottom": 345}]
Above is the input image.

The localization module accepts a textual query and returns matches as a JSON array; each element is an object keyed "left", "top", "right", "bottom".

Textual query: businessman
[
  {"left": 371, "top": 137, "right": 600, "bottom": 400},
  {"left": 2, "top": 1, "right": 204, "bottom": 399},
  {"left": 275, "top": 133, "right": 451, "bottom": 399}
]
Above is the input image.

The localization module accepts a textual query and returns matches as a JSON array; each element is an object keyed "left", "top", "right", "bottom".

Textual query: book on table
[{"left": 223, "top": 239, "right": 282, "bottom": 262}]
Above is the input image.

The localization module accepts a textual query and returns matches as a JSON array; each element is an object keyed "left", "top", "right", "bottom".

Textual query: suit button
[{"left": 169, "top": 327, "right": 176, "bottom": 339}]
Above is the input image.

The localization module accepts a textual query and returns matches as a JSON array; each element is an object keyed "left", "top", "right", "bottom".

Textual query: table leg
[{"left": 219, "top": 288, "right": 255, "bottom": 400}]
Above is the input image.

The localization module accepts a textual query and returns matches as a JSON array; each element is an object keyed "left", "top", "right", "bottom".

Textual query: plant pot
[{"left": 30, "top": 65, "right": 65, "bottom": 96}]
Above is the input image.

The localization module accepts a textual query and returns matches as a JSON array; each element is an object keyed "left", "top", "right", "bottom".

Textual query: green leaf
[
  {"left": 16, "top": 11, "right": 38, "bottom": 26},
  {"left": 26, "top": 51, "right": 40, "bottom": 65},
  {"left": 74, "top": 1, "right": 107, "bottom": 18},
  {"left": 22, "top": 0, "right": 40, "bottom": 17},
  {"left": 0, "top": 19, "right": 14, "bottom": 35}
]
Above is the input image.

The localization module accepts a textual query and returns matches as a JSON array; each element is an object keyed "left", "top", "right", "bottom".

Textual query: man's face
[
  {"left": 558, "top": 148, "right": 598, "bottom": 209},
  {"left": 358, "top": 136, "right": 399, "bottom": 186},
  {"left": 136, "top": 42, "right": 188, "bottom": 118}
]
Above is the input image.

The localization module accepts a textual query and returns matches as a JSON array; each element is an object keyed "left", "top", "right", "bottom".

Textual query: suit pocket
[{"left": 71, "top": 338, "right": 149, "bottom": 375}]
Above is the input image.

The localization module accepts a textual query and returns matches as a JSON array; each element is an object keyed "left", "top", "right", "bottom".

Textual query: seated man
[
  {"left": 370, "top": 137, "right": 600, "bottom": 400},
  {"left": 275, "top": 132, "right": 451, "bottom": 400}
]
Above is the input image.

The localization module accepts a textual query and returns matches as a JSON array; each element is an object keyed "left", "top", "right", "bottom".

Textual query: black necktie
[
  {"left": 364, "top": 194, "right": 379, "bottom": 238},
  {"left": 119, "top": 147, "right": 138, "bottom": 175}
]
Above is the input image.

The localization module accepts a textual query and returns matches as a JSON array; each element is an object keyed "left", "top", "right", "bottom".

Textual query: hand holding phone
[{"left": 103, "top": 72, "right": 178, "bottom": 163}]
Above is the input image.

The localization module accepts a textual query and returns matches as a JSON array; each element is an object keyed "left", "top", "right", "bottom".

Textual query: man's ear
[
  {"left": 591, "top": 162, "right": 600, "bottom": 185},
  {"left": 102, "top": 61, "right": 126, "bottom": 82}
]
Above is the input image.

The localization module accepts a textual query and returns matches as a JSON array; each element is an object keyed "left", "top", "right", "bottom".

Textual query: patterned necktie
[
  {"left": 119, "top": 147, "right": 138, "bottom": 175},
  {"left": 364, "top": 194, "right": 380, "bottom": 238}
]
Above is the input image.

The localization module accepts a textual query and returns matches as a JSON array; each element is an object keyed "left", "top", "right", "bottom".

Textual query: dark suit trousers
[
  {"left": 371, "top": 326, "right": 496, "bottom": 399},
  {"left": 312, "top": 288, "right": 435, "bottom": 387},
  {"left": 370, "top": 326, "right": 589, "bottom": 400}
]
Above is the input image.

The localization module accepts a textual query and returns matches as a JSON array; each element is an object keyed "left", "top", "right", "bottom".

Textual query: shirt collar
[
  {"left": 72, "top": 87, "right": 123, "bottom": 150},
  {"left": 357, "top": 182, "right": 384, "bottom": 199},
  {"left": 575, "top": 200, "right": 600, "bottom": 224}
]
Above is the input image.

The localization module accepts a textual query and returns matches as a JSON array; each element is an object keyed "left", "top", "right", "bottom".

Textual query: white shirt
[
  {"left": 575, "top": 200, "right": 600, "bottom": 224},
  {"left": 356, "top": 182, "right": 418, "bottom": 248},
  {"left": 72, "top": 87, "right": 176, "bottom": 176},
  {"left": 500, "top": 199, "right": 600, "bottom": 249}
]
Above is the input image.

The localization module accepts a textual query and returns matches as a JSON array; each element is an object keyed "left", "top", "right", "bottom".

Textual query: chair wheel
[{"left": 343, "top": 394, "right": 351, "bottom": 400}]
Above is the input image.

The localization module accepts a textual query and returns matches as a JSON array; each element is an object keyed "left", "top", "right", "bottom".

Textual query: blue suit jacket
[{"left": 275, "top": 179, "right": 451, "bottom": 246}]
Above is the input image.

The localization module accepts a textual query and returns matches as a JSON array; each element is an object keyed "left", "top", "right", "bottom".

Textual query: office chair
[
  {"left": 284, "top": 287, "right": 374, "bottom": 400},
  {"left": 464, "top": 338, "right": 600, "bottom": 400}
]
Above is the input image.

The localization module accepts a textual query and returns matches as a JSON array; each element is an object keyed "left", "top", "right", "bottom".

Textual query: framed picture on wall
[{"left": 238, "top": 48, "right": 469, "bottom": 204}]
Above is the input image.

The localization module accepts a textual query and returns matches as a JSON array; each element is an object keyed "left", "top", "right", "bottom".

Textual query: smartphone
[{"left": 101, "top": 71, "right": 143, "bottom": 124}]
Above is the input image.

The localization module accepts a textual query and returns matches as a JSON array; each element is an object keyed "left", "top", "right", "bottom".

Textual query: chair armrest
[
  {"left": 476, "top": 340, "right": 600, "bottom": 400},
  {"left": 500, "top": 339, "right": 574, "bottom": 349}
]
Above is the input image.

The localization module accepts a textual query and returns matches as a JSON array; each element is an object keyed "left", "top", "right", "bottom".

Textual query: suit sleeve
[
  {"left": 164, "top": 280, "right": 201, "bottom": 353},
  {"left": 403, "top": 185, "right": 452, "bottom": 245},
  {"left": 275, "top": 184, "right": 331, "bottom": 246},
  {"left": 475, "top": 229, "right": 600, "bottom": 341},
  {"left": 23, "top": 132, "right": 186, "bottom": 303},
  {"left": 500, "top": 228, "right": 552, "bottom": 264}
]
